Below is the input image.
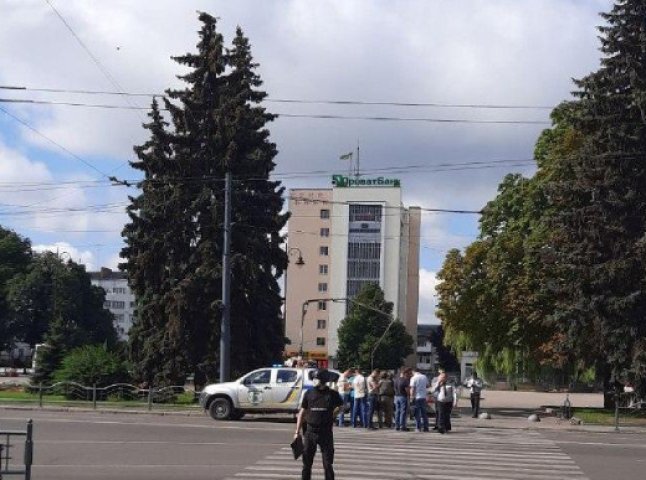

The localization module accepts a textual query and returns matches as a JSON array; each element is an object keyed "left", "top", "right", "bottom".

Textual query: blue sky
[{"left": 0, "top": 0, "right": 612, "bottom": 323}]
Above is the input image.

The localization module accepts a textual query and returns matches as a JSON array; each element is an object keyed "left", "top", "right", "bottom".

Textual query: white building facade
[
  {"left": 89, "top": 268, "right": 135, "bottom": 340},
  {"left": 285, "top": 175, "right": 421, "bottom": 367}
]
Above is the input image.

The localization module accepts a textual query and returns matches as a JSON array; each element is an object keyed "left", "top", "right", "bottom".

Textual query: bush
[{"left": 53, "top": 344, "right": 130, "bottom": 387}]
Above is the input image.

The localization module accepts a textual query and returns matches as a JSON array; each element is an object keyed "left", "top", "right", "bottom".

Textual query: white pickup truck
[{"left": 198, "top": 366, "right": 340, "bottom": 421}]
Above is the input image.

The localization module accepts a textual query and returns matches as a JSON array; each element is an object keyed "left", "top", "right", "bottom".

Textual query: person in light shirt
[
  {"left": 433, "top": 372, "right": 458, "bottom": 433},
  {"left": 409, "top": 368, "right": 430, "bottom": 432},
  {"left": 351, "top": 369, "right": 367, "bottom": 427},
  {"left": 336, "top": 368, "right": 353, "bottom": 427},
  {"left": 464, "top": 371, "right": 484, "bottom": 418}
]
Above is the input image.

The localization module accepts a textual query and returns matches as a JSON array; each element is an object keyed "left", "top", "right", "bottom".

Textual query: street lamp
[{"left": 287, "top": 247, "right": 305, "bottom": 266}]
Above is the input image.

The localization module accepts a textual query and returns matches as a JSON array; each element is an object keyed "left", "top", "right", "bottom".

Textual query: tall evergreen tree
[
  {"left": 121, "top": 99, "right": 191, "bottom": 386},
  {"left": 123, "top": 13, "right": 288, "bottom": 385},
  {"left": 546, "top": 0, "right": 646, "bottom": 396}
]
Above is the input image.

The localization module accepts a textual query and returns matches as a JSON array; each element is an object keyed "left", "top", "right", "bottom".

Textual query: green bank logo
[{"left": 332, "top": 175, "right": 400, "bottom": 188}]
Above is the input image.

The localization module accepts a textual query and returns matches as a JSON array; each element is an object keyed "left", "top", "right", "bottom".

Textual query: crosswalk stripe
[
  {"left": 264, "top": 452, "right": 579, "bottom": 468},
  {"left": 257, "top": 459, "right": 583, "bottom": 474},
  {"left": 224, "top": 427, "right": 589, "bottom": 480}
]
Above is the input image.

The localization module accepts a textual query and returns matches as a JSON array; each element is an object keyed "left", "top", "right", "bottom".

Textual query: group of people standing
[
  {"left": 295, "top": 367, "right": 485, "bottom": 480},
  {"left": 336, "top": 367, "right": 460, "bottom": 434}
]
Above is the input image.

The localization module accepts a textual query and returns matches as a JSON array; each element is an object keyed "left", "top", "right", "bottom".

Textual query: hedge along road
[{"left": 0, "top": 410, "right": 295, "bottom": 480}]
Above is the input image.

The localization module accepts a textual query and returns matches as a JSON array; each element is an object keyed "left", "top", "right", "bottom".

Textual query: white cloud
[
  {"left": 0, "top": 0, "right": 614, "bottom": 283},
  {"left": 418, "top": 268, "right": 440, "bottom": 325},
  {"left": 32, "top": 241, "right": 96, "bottom": 271},
  {"left": 0, "top": 140, "right": 128, "bottom": 234}
]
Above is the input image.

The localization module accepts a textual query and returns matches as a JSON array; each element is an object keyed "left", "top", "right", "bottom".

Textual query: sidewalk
[{"left": 2, "top": 403, "right": 644, "bottom": 434}]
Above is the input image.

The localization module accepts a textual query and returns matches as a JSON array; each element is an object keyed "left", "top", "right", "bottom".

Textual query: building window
[
  {"left": 114, "top": 314, "right": 125, "bottom": 323},
  {"left": 111, "top": 301, "right": 125, "bottom": 309},
  {"left": 318, "top": 282, "right": 328, "bottom": 293},
  {"left": 320, "top": 209, "right": 330, "bottom": 219},
  {"left": 103, "top": 301, "right": 111, "bottom": 309},
  {"left": 130, "top": 301, "right": 135, "bottom": 308},
  {"left": 320, "top": 227, "right": 329, "bottom": 237},
  {"left": 317, "top": 301, "right": 327, "bottom": 311},
  {"left": 317, "top": 319, "right": 326, "bottom": 329},
  {"left": 113, "top": 287, "right": 127, "bottom": 294},
  {"left": 316, "top": 337, "right": 326, "bottom": 346},
  {"left": 319, "top": 265, "right": 328, "bottom": 275},
  {"left": 319, "top": 246, "right": 329, "bottom": 256}
]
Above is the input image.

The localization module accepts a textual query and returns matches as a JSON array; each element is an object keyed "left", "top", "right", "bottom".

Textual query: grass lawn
[
  {"left": 573, "top": 407, "right": 646, "bottom": 426},
  {"left": 0, "top": 389, "right": 200, "bottom": 410}
]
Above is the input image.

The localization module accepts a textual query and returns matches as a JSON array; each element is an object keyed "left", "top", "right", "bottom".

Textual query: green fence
[{"left": 0, "top": 382, "right": 202, "bottom": 412}]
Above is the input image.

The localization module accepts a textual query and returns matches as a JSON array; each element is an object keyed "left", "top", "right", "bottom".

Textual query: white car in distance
[{"left": 199, "top": 367, "right": 340, "bottom": 421}]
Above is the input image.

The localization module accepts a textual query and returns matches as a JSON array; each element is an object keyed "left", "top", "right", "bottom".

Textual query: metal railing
[
  {"left": 0, "top": 420, "right": 33, "bottom": 479},
  {"left": 15, "top": 382, "right": 202, "bottom": 411}
]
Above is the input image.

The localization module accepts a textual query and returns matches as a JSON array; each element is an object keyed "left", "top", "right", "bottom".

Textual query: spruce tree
[
  {"left": 123, "top": 13, "right": 288, "bottom": 384},
  {"left": 122, "top": 99, "right": 191, "bottom": 386},
  {"left": 546, "top": 0, "right": 646, "bottom": 396}
]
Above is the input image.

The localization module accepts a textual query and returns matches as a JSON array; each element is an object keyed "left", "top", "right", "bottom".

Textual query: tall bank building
[{"left": 284, "top": 175, "right": 421, "bottom": 367}]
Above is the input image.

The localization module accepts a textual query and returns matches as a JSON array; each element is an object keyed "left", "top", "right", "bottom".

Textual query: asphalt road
[{"left": 0, "top": 410, "right": 644, "bottom": 479}]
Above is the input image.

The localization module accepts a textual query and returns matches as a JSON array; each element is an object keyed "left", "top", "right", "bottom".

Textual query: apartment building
[
  {"left": 284, "top": 175, "right": 421, "bottom": 367},
  {"left": 89, "top": 267, "right": 135, "bottom": 340}
]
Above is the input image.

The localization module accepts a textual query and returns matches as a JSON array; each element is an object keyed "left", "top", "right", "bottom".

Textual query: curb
[{"left": 0, "top": 404, "right": 206, "bottom": 417}]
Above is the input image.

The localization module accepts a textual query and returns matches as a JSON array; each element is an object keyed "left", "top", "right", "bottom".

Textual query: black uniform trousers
[
  {"left": 436, "top": 401, "right": 453, "bottom": 433},
  {"left": 470, "top": 392, "right": 481, "bottom": 417},
  {"left": 302, "top": 427, "right": 335, "bottom": 480}
]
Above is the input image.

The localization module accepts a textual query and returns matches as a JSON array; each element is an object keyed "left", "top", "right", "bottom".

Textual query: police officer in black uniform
[{"left": 294, "top": 369, "right": 343, "bottom": 480}]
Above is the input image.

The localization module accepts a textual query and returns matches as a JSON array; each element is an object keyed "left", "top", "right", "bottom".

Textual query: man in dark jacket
[{"left": 294, "top": 369, "right": 343, "bottom": 480}]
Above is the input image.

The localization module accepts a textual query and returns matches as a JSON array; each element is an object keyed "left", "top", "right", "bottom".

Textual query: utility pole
[{"left": 220, "top": 171, "right": 232, "bottom": 383}]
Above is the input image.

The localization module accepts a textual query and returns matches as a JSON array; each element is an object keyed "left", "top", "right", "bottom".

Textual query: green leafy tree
[
  {"left": 54, "top": 344, "right": 130, "bottom": 387},
  {"left": 123, "top": 14, "right": 288, "bottom": 385},
  {"left": 9, "top": 253, "right": 118, "bottom": 384},
  {"left": 337, "top": 283, "right": 414, "bottom": 371},
  {"left": 544, "top": 0, "right": 646, "bottom": 400},
  {"left": 436, "top": 106, "right": 583, "bottom": 382},
  {"left": 0, "top": 226, "right": 32, "bottom": 350}
]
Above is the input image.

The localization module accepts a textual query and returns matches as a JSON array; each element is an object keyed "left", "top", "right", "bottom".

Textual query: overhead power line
[
  {"left": 0, "top": 105, "right": 108, "bottom": 178},
  {"left": 0, "top": 84, "right": 555, "bottom": 110},
  {"left": 43, "top": 0, "right": 142, "bottom": 115},
  {"left": 0, "top": 97, "right": 550, "bottom": 125}
]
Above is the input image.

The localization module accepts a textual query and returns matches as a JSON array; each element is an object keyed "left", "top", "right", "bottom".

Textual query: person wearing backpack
[
  {"left": 294, "top": 369, "right": 343, "bottom": 480},
  {"left": 378, "top": 371, "right": 395, "bottom": 428}
]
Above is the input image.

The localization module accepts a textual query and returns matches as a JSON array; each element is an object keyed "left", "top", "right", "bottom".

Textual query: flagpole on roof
[{"left": 356, "top": 139, "right": 360, "bottom": 177}]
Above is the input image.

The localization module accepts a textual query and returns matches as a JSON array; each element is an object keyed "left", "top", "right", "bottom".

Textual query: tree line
[
  {"left": 436, "top": 0, "right": 646, "bottom": 402},
  {"left": 0, "top": 228, "right": 119, "bottom": 384}
]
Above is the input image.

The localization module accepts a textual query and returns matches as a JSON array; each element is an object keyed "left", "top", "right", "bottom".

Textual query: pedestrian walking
[
  {"left": 464, "top": 371, "right": 484, "bottom": 418},
  {"left": 394, "top": 368, "right": 411, "bottom": 431},
  {"left": 294, "top": 369, "right": 343, "bottom": 480},
  {"left": 409, "top": 368, "right": 430, "bottom": 432},
  {"left": 378, "top": 371, "right": 395, "bottom": 428},
  {"left": 351, "top": 369, "right": 367, "bottom": 428},
  {"left": 366, "top": 369, "right": 381, "bottom": 429},
  {"left": 433, "top": 372, "right": 458, "bottom": 434},
  {"left": 336, "top": 369, "right": 353, "bottom": 426}
]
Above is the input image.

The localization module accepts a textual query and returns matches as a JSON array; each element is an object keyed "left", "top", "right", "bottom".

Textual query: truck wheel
[{"left": 209, "top": 397, "right": 233, "bottom": 420}]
